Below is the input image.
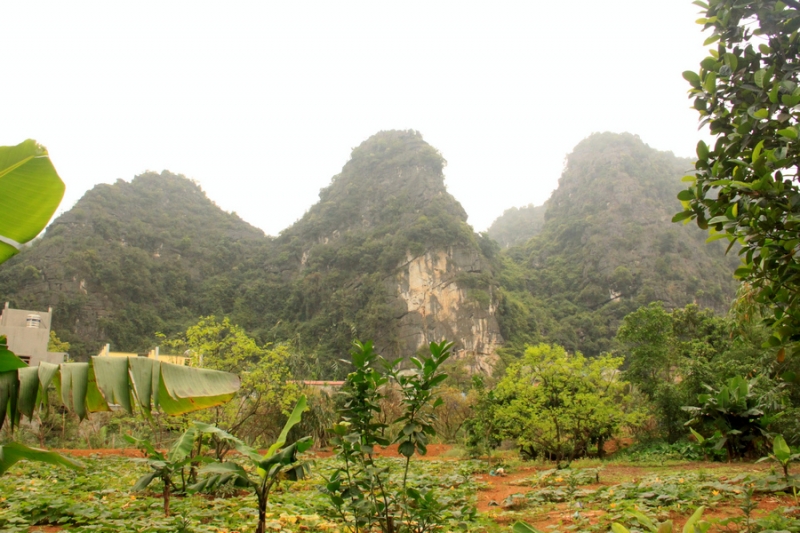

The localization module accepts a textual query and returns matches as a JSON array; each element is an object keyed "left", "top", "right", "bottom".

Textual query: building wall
[{"left": 0, "top": 303, "right": 66, "bottom": 366}]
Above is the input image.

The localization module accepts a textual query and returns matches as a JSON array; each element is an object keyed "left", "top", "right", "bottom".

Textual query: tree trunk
[
  {"left": 163, "top": 479, "right": 171, "bottom": 517},
  {"left": 257, "top": 507, "right": 265, "bottom": 533}
]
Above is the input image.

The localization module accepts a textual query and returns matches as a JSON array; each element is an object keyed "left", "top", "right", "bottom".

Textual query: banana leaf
[
  {"left": 0, "top": 442, "right": 83, "bottom": 476},
  {"left": 0, "top": 140, "right": 65, "bottom": 263},
  {"left": 0, "top": 357, "right": 240, "bottom": 432}
]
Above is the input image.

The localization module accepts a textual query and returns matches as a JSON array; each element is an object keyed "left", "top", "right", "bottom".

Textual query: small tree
[
  {"left": 463, "top": 375, "right": 500, "bottom": 464},
  {"left": 322, "top": 340, "right": 455, "bottom": 533},
  {"left": 125, "top": 427, "right": 203, "bottom": 517},
  {"left": 494, "top": 343, "right": 639, "bottom": 464}
]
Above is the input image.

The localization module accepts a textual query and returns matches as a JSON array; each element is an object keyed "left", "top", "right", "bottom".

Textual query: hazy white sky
[{"left": 2, "top": 1, "right": 709, "bottom": 236}]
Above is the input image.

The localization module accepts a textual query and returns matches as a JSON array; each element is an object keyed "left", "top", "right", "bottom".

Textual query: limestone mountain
[
  {"left": 0, "top": 171, "right": 271, "bottom": 358},
  {"left": 241, "top": 130, "right": 503, "bottom": 374},
  {"left": 495, "top": 132, "right": 739, "bottom": 358},
  {"left": 0, "top": 131, "right": 504, "bottom": 375},
  {"left": 0, "top": 130, "right": 741, "bottom": 375},
  {"left": 487, "top": 203, "right": 547, "bottom": 248}
]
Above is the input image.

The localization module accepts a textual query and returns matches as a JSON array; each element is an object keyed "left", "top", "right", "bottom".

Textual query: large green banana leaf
[
  {"left": 0, "top": 140, "right": 65, "bottom": 263},
  {"left": 0, "top": 349, "right": 240, "bottom": 432},
  {"left": 0, "top": 441, "right": 83, "bottom": 476}
]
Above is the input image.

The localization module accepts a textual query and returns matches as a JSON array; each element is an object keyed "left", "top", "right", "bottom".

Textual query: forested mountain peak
[
  {"left": 280, "top": 130, "right": 469, "bottom": 246},
  {"left": 0, "top": 171, "right": 271, "bottom": 357},
  {"left": 496, "top": 132, "right": 739, "bottom": 358}
]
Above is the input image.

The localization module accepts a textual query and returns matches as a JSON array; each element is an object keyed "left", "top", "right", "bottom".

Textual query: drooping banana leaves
[{"left": 0, "top": 349, "right": 241, "bottom": 433}]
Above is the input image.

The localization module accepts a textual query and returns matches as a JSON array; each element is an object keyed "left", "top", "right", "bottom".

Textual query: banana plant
[
  {"left": 125, "top": 421, "right": 245, "bottom": 516},
  {"left": 125, "top": 427, "right": 201, "bottom": 517},
  {"left": 193, "top": 396, "right": 312, "bottom": 533},
  {"left": 757, "top": 434, "right": 800, "bottom": 480}
]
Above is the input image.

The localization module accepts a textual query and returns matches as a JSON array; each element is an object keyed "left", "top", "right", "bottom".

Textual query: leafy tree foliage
[
  {"left": 615, "top": 301, "right": 795, "bottom": 444},
  {"left": 676, "top": 0, "right": 800, "bottom": 347},
  {"left": 493, "top": 343, "right": 641, "bottom": 463},
  {"left": 684, "top": 375, "right": 771, "bottom": 459},
  {"left": 164, "top": 316, "right": 300, "bottom": 449}
]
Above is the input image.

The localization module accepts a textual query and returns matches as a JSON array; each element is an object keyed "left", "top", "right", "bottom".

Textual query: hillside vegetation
[
  {"left": 487, "top": 203, "right": 546, "bottom": 248},
  {"left": 0, "top": 131, "right": 495, "bottom": 375},
  {"left": 495, "top": 132, "right": 739, "bottom": 358},
  {"left": 0, "top": 131, "right": 738, "bottom": 373}
]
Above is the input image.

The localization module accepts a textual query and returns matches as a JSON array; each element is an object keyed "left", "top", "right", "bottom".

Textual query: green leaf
[
  {"left": 17, "top": 367, "right": 39, "bottom": 420},
  {"left": 0, "top": 441, "right": 83, "bottom": 476},
  {"left": 778, "top": 126, "right": 798, "bottom": 139},
  {"left": 513, "top": 522, "right": 547, "bottom": 533},
  {"left": 706, "top": 233, "right": 731, "bottom": 243},
  {"left": 0, "top": 340, "right": 27, "bottom": 372},
  {"left": 697, "top": 140, "right": 710, "bottom": 160},
  {"left": 398, "top": 440, "right": 415, "bottom": 457},
  {"left": 265, "top": 395, "right": 307, "bottom": 458},
  {"left": 132, "top": 471, "right": 159, "bottom": 492},
  {"left": 753, "top": 140, "right": 765, "bottom": 162},
  {"left": 672, "top": 211, "right": 693, "bottom": 223},
  {"left": 128, "top": 357, "right": 156, "bottom": 416},
  {"left": 91, "top": 356, "right": 132, "bottom": 413},
  {"left": 611, "top": 524, "right": 631, "bottom": 533},
  {"left": 0, "top": 141, "right": 65, "bottom": 264},
  {"left": 156, "top": 360, "right": 240, "bottom": 416},
  {"left": 678, "top": 190, "right": 695, "bottom": 201},
  {"left": 60, "top": 363, "right": 89, "bottom": 421},
  {"left": 773, "top": 434, "right": 792, "bottom": 461},
  {"left": 755, "top": 69, "right": 767, "bottom": 88},
  {"left": 703, "top": 72, "right": 717, "bottom": 92},
  {"left": 724, "top": 53, "right": 738, "bottom": 72},
  {"left": 0, "top": 371, "right": 19, "bottom": 432},
  {"left": 683, "top": 506, "right": 705, "bottom": 533},
  {"left": 683, "top": 71, "right": 702, "bottom": 88},
  {"left": 168, "top": 426, "right": 198, "bottom": 463}
]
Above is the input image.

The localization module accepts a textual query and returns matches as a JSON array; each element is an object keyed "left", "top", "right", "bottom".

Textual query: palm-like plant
[
  {"left": 192, "top": 396, "right": 312, "bottom": 533},
  {"left": 683, "top": 376, "right": 769, "bottom": 459},
  {"left": 758, "top": 434, "right": 800, "bottom": 480}
]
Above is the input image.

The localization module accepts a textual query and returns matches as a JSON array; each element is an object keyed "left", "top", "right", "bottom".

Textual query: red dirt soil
[{"left": 54, "top": 448, "right": 144, "bottom": 458}]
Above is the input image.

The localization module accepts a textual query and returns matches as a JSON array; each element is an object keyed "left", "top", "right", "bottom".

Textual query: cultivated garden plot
[{"left": 2, "top": 448, "right": 800, "bottom": 533}]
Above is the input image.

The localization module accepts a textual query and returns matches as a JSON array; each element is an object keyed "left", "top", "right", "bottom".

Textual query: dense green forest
[{"left": 0, "top": 130, "right": 738, "bottom": 376}]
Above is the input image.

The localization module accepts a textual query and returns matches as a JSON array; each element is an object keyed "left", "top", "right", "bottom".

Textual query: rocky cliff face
[{"left": 393, "top": 247, "right": 502, "bottom": 372}]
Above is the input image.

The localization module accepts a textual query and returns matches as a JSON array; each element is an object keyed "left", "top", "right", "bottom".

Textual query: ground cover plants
[{"left": 4, "top": 449, "right": 800, "bottom": 533}]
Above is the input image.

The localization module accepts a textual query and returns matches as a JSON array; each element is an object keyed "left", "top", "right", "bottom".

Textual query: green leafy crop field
[{"left": 2, "top": 451, "right": 799, "bottom": 533}]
